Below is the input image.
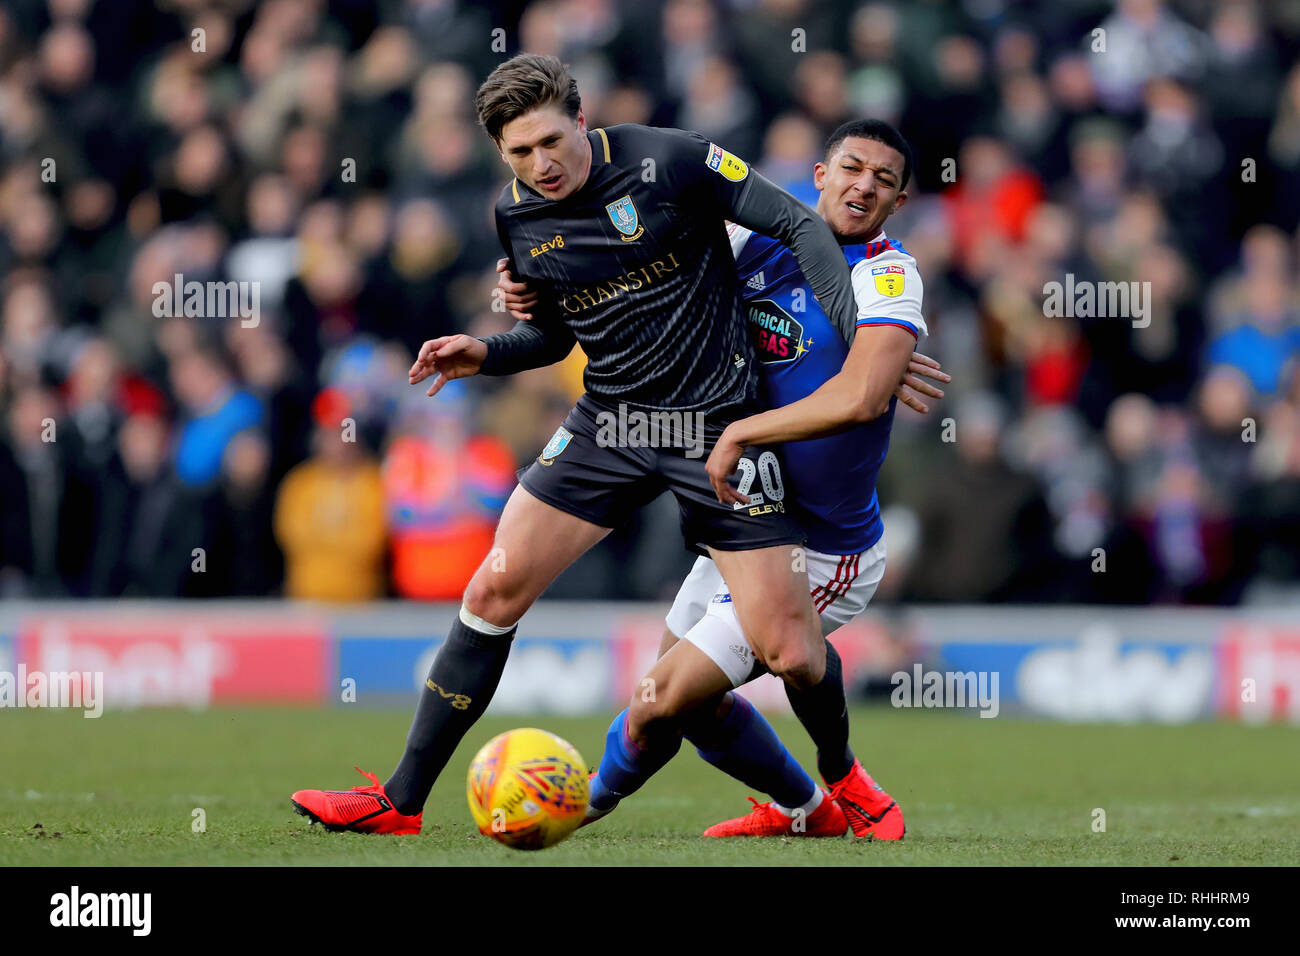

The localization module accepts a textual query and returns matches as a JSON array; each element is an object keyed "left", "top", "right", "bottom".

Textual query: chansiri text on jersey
[{"left": 560, "top": 252, "right": 682, "bottom": 313}]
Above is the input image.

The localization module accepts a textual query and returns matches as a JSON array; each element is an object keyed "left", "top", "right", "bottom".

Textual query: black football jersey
[
  {"left": 493, "top": 126, "right": 787, "bottom": 415},
  {"left": 487, "top": 123, "right": 860, "bottom": 419}
]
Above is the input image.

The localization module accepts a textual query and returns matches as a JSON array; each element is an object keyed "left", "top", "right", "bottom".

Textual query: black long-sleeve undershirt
[{"left": 477, "top": 312, "right": 575, "bottom": 376}]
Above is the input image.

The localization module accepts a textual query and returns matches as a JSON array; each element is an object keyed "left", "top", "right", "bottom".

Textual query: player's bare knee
[
  {"left": 765, "top": 633, "right": 826, "bottom": 689},
  {"left": 463, "top": 564, "right": 526, "bottom": 626},
  {"left": 626, "top": 690, "right": 670, "bottom": 736},
  {"left": 627, "top": 682, "right": 690, "bottom": 743},
  {"left": 625, "top": 695, "right": 662, "bottom": 746},
  {"left": 765, "top": 650, "right": 810, "bottom": 688}
]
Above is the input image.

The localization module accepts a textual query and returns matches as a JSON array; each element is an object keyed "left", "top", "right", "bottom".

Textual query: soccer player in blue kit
[{"left": 499, "top": 119, "right": 944, "bottom": 838}]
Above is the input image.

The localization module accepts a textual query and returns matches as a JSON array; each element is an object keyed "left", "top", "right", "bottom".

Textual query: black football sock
[
  {"left": 384, "top": 615, "right": 515, "bottom": 815},
  {"left": 783, "top": 638, "right": 856, "bottom": 784}
]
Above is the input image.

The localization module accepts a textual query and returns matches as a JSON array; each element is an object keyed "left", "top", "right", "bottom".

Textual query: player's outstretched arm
[
  {"left": 471, "top": 261, "right": 576, "bottom": 376},
  {"left": 647, "top": 129, "right": 859, "bottom": 344},
  {"left": 896, "top": 351, "right": 949, "bottom": 414},
  {"left": 474, "top": 315, "right": 576, "bottom": 376},
  {"left": 705, "top": 327, "right": 946, "bottom": 505},
  {"left": 479, "top": 208, "right": 574, "bottom": 373},
  {"left": 409, "top": 334, "right": 488, "bottom": 397}
]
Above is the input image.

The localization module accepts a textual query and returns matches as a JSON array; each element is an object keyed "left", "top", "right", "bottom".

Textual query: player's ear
[
  {"left": 813, "top": 161, "right": 827, "bottom": 190},
  {"left": 891, "top": 188, "right": 908, "bottom": 214},
  {"left": 576, "top": 109, "right": 587, "bottom": 135}
]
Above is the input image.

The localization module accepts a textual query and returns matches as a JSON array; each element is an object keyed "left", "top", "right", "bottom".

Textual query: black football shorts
[{"left": 517, "top": 394, "right": 804, "bottom": 556}]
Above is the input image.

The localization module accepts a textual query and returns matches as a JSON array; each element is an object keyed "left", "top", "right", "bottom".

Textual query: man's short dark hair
[
  {"left": 825, "top": 119, "right": 913, "bottom": 191},
  {"left": 474, "top": 53, "right": 582, "bottom": 142}
]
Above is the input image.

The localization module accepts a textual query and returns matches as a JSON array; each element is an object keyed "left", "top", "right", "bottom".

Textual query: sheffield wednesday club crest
[
  {"left": 605, "top": 195, "right": 644, "bottom": 241},
  {"left": 538, "top": 426, "right": 573, "bottom": 465}
]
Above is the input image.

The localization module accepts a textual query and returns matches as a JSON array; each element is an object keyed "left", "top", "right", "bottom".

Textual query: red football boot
[
  {"left": 291, "top": 767, "right": 422, "bottom": 835},
  {"left": 826, "top": 761, "right": 904, "bottom": 839},
  {"left": 702, "top": 791, "right": 847, "bottom": 838}
]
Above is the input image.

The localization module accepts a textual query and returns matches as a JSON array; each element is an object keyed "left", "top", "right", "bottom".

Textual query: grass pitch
[{"left": 2, "top": 706, "right": 1297, "bottom": 866}]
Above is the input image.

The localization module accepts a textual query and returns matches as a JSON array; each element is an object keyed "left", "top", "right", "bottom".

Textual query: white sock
[
  {"left": 773, "top": 786, "right": 823, "bottom": 818},
  {"left": 459, "top": 604, "right": 517, "bottom": 635}
]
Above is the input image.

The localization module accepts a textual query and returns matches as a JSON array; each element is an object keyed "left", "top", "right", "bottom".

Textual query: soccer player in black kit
[{"left": 290, "top": 53, "right": 870, "bottom": 834}]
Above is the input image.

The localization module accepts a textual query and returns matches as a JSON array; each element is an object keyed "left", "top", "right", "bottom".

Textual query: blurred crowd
[{"left": 1, "top": 0, "right": 1299, "bottom": 605}]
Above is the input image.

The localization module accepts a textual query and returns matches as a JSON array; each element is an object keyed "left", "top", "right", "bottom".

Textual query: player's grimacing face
[
  {"left": 814, "top": 137, "right": 908, "bottom": 240},
  {"left": 497, "top": 105, "right": 592, "bottom": 201}
]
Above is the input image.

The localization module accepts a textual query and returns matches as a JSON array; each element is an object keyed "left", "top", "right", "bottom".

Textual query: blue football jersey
[{"left": 727, "top": 223, "right": 927, "bottom": 554}]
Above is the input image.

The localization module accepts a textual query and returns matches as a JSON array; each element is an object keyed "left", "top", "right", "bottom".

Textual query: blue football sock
[
  {"left": 686, "top": 693, "right": 816, "bottom": 809},
  {"left": 589, "top": 709, "right": 682, "bottom": 812}
]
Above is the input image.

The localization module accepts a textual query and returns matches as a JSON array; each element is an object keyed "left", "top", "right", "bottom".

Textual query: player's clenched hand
[
  {"left": 496, "top": 258, "right": 539, "bottom": 321},
  {"left": 706, "top": 427, "right": 750, "bottom": 507},
  {"left": 894, "top": 351, "right": 951, "bottom": 415},
  {"left": 409, "top": 335, "right": 488, "bottom": 397}
]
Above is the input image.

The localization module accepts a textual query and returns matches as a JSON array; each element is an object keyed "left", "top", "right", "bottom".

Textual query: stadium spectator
[
  {"left": 1089, "top": 0, "right": 1209, "bottom": 114},
  {"left": 905, "top": 393, "right": 1057, "bottom": 602},
  {"left": 96, "top": 409, "right": 209, "bottom": 597},
  {"left": 208, "top": 428, "right": 283, "bottom": 597},
  {"left": 273, "top": 389, "right": 386, "bottom": 602},
  {"left": 169, "top": 346, "right": 265, "bottom": 487},
  {"left": 2, "top": 384, "right": 68, "bottom": 595},
  {"left": 1239, "top": 397, "right": 1300, "bottom": 586},
  {"left": 382, "top": 385, "right": 515, "bottom": 601},
  {"left": 1206, "top": 271, "right": 1300, "bottom": 397}
]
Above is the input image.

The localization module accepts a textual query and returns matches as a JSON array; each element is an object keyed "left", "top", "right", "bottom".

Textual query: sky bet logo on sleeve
[
  {"left": 872, "top": 264, "right": 905, "bottom": 297},
  {"left": 706, "top": 144, "right": 749, "bottom": 182}
]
